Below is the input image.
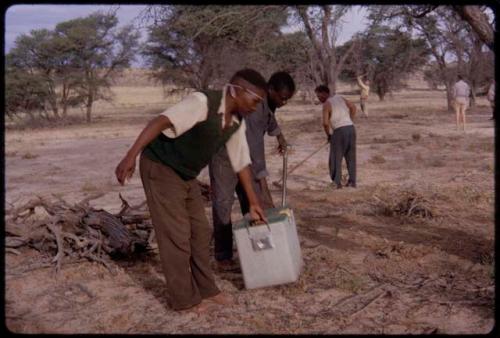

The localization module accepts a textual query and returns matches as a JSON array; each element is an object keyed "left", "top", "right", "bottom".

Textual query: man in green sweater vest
[{"left": 115, "top": 69, "right": 268, "bottom": 313}]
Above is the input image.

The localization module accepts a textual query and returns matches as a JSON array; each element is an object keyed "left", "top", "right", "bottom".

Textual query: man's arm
[
  {"left": 343, "top": 98, "right": 357, "bottom": 119},
  {"left": 322, "top": 102, "right": 332, "bottom": 140},
  {"left": 115, "top": 116, "right": 173, "bottom": 185},
  {"left": 266, "top": 108, "right": 287, "bottom": 154},
  {"left": 115, "top": 93, "right": 208, "bottom": 185},
  {"left": 276, "top": 133, "right": 287, "bottom": 154}
]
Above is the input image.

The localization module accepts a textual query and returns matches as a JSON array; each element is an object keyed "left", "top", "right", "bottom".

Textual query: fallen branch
[{"left": 6, "top": 194, "right": 156, "bottom": 274}]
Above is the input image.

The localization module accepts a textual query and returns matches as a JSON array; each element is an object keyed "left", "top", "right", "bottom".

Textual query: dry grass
[
  {"left": 371, "top": 187, "right": 436, "bottom": 220},
  {"left": 369, "top": 154, "right": 386, "bottom": 164},
  {"left": 426, "top": 157, "right": 446, "bottom": 168},
  {"left": 22, "top": 152, "right": 38, "bottom": 160},
  {"left": 467, "top": 141, "right": 494, "bottom": 153},
  {"left": 81, "top": 181, "right": 101, "bottom": 193}
]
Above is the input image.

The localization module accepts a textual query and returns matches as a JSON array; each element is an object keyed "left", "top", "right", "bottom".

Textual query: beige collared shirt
[
  {"left": 357, "top": 76, "right": 370, "bottom": 98},
  {"left": 159, "top": 86, "right": 251, "bottom": 173}
]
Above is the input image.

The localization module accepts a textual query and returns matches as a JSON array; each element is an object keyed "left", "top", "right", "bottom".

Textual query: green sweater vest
[{"left": 142, "top": 90, "right": 241, "bottom": 180}]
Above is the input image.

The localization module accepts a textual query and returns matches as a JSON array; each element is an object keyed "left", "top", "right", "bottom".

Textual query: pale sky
[{"left": 4, "top": 4, "right": 369, "bottom": 67}]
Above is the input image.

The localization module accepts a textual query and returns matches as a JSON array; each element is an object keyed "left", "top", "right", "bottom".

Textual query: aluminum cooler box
[{"left": 232, "top": 206, "right": 303, "bottom": 289}]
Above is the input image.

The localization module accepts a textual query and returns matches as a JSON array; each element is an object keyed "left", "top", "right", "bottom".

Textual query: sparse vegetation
[
  {"left": 370, "top": 154, "right": 386, "bottom": 164},
  {"left": 22, "top": 152, "right": 38, "bottom": 159}
]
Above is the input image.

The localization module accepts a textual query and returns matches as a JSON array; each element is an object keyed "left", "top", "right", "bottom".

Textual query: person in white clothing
[
  {"left": 453, "top": 74, "right": 471, "bottom": 131},
  {"left": 487, "top": 79, "right": 495, "bottom": 120},
  {"left": 315, "top": 85, "right": 357, "bottom": 189},
  {"left": 357, "top": 75, "right": 370, "bottom": 117}
]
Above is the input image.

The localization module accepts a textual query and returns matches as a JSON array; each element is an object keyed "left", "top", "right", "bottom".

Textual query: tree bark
[
  {"left": 445, "top": 81, "right": 455, "bottom": 113},
  {"left": 452, "top": 5, "right": 494, "bottom": 51},
  {"left": 86, "top": 94, "right": 93, "bottom": 123}
]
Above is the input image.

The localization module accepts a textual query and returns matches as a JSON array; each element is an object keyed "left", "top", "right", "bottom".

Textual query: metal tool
[
  {"left": 273, "top": 141, "right": 329, "bottom": 188},
  {"left": 282, "top": 146, "right": 288, "bottom": 207}
]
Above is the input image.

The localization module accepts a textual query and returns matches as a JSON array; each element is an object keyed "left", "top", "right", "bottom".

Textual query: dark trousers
[
  {"left": 208, "top": 147, "right": 262, "bottom": 261},
  {"left": 139, "top": 155, "right": 220, "bottom": 310},
  {"left": 329, "top": 125, "right": 356, "bottom": 186}
]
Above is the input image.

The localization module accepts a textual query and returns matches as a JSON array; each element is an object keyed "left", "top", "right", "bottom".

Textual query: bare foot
[
  {"left": 205, "top": 292, "right": 235, "bottom": 306},
  {"left": 179, "top": 300, "right": 215, "bottom": 314}
]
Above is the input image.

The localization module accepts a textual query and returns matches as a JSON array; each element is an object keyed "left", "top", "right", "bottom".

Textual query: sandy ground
[{"left": 4, "top": 87, "right": 495, "bottom": 334}]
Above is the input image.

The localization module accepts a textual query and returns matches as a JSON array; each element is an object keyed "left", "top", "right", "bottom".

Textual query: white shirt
[
  {"left": 159, "top": 86, "right": 251, "bottom": 173},
  {"left": 453, "top": 80, "right": 470, "bottom": 98},
  {"left": 327, "top": 95, "right": 353, "bottom": 132},
  {"left": 488, "top": 82, "right": 495, "bottom": 102}
]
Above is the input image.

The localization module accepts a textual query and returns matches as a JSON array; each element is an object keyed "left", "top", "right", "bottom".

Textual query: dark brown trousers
[{"left": 139, "top": 155, "right": 220, "bottom": 310}]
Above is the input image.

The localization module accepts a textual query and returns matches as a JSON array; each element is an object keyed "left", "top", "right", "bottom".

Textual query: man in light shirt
[
  {"left": 115, "top": 68, "right": 268, "bottom": 313},
  {"left": 487, "top": 79, "right": 495, "bottom": 120},
  {"left": 453, "top": 74, "right": 471, "bottom": 131},
  {"left": 357, "top": 75, "right": 370, "bottom": 117},
  {"left": 209, "top": 71, "right": 295, "bottom": 271},
  {"left": 315, "top": 85, "right": 357, "bottom": 189}
]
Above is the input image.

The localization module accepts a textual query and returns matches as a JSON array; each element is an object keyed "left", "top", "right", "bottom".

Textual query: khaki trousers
[{"left": 139, "top": 155, "right": 220, "bottom": 310}]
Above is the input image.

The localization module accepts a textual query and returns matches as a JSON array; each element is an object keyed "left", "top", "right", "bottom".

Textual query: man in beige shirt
[
  {"left": 115, "top": 68, "right": 268, "bottom": 313},
  {"left": 357, "top": 75, "right": 370, "bottom": 117},
  {"left": 453, "top": 74, "right": 471, "bottom": 131}
]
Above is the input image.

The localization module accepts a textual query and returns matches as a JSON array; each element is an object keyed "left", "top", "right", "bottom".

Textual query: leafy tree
[
  {"left": 291, "top": 5, "right": 359, "bottom": 92},
  {"left": 54, "top": 12, "right": 140, "bottom": 122},
  {"left": 6, "top": 11, "right": 139, "bottom": 123},
  {"left": 6, "top": 29, "right": 62, "bottom": 119},
  {"left": 142, "top": 5, "right": 289, "bottom": 89},
  {"left": 340, "top": 26, "right": 430, "bottom": 100},
  {"left": 5, "top": 67, "right": 52, "bottom": 121},
  {"left": 368, "top": 5, "right": 494, "bottom": 111}
]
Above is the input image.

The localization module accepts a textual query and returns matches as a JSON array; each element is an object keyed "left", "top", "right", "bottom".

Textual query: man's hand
[
  {"left": 276, "top": 133, "right": 288, "bottom": 155},
  {"left": 249, "top": 204, "right": 268, "bottom": 224},
  {"left": 115, "top": 154, "right": 136, "bottom": 185}
]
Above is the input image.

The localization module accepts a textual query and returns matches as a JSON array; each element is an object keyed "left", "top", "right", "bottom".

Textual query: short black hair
[
  {"left": 457, "top": 74, "right": 463, "bottom": 80},
  {"left": 315, "top": 85, "right": 330, "bottom": 94},
  {"left": 268, "top": 71, "right": 296, "bottom": 93},
  {"left": 231, "top": 68, "right": 268, "bottom": 91}
]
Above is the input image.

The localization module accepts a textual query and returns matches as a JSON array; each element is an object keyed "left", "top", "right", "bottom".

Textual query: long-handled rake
[{"left": 272, "top": 141, "right": 329, "bottom": 189}]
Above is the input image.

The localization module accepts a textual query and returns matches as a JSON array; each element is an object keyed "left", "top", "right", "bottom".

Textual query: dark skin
[
  {"left": 257, "top": 86, "right": 294, "bottom": 209},
  {"left": 115, "top": 77, "right": 268, "bottom": 223}
]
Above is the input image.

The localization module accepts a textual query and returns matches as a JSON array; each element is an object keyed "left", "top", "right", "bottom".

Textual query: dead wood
[{"left": 5, "top": 193, "right": 156, "bottom": 275}]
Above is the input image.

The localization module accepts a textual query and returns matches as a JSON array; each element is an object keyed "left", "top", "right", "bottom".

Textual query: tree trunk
[
  {"left": 377, "top": 90, "right": 385, "bottom": 101},
  {"left": 62, "top": 83, "right": 69, "bottom": 118},
  {"left": 445, "top": 82, "right": 454, "bottom": 113},
  {"left": 470, "top": 83, "right": 476, "bottom": 107},
  {"left": 453, "top": 5, "right": 494, "bottom": 51},
  {"left": 329, "top": 77, "right": 337, "bottom": 95},
  {"left": 86, "top": 92, "right": 93, "bottom": 123},
  {"left": 86, "top": 104, "right": 92, "bottom": 123}
]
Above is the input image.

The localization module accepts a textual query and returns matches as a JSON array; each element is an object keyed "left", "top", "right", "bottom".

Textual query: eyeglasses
[{"left": 228, "top": 84, "right": 264, "bottom": 101}]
